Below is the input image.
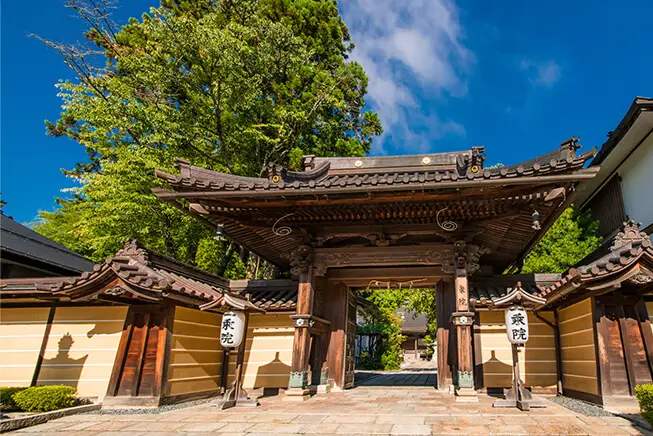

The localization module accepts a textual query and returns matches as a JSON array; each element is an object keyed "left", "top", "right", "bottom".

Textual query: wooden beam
[
  {"left": 31, "top": 306, "right": 56, "bottom": 386},
  {"left": 132, "top": 312, "right": 151, "bottom": 397},
  {"left": 327, "top": 266, "right": 445, "bottom": 281},
  {"left": 437, "top": 280, "right": 456, "bottom": 390},
  {"left": 636, "top": 299, "right": 653, "bottom": 379},
  {"left": 107, "top": 309, "right": 135, "bottom": 397},
  {"left": 326, "top": 282, "right": 348, "bottom": 390},
  {"left": 315, "top": 243, "right": 450, "bottom": 269},
  {"left": 593, "top": 300, "right": 610, "bottom": 398},
  {"left": 155, "top": 305, "right": 174, "bottom": 399}
]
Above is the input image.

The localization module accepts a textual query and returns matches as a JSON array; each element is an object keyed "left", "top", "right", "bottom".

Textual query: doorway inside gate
[{"left": 351, "top": 282, "right": 441, "bottom": 389}]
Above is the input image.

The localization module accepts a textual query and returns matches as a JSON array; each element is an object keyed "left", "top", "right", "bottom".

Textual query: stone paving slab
[{"left": 7, "top": 384, "right": 652, "bottom": 435}]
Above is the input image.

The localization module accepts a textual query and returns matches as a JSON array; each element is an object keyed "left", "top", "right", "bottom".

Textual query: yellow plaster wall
[
  {"left": 478, "top": 311, "right": 557, "bottom": 389},
  {"left": 0, "top": 307, "right": 52, "bottom": 387},
  {"left": 167, "top": 306, "right": 222, "bottom": 397},
  {"left": 226, "top": 314, "right": 293, "bottom": 389},
  {"left": 646, "top": 302, "right": 653, "bottom": 334},
  {"left": 558, "top": 299, "right": 599, "bottom": 396},
  {"left": 36, "top": 306, "right": 128, "bottom": 398}
]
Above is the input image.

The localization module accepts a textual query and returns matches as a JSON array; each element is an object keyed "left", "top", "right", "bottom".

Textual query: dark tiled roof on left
[
  {"left": 0, "top": 240, "right": 298, "bottom": 311},
  {"left": 1, "top": 213, "right": 95, "bottom": 274}
]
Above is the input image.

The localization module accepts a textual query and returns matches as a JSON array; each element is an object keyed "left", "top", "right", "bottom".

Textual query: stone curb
[{"left": 0, "top": 403, "right": 101, "bottom": 432}]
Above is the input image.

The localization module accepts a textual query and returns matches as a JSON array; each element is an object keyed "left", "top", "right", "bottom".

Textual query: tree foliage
[
  {"left": 521, "top": 206, "right": 602, "bottom": 274},
  {"left": 33, "top": 0, "right": 381, "bottom": 272},
  {"left": 358, "top": 288, "right": 437, "bottom": 370}
]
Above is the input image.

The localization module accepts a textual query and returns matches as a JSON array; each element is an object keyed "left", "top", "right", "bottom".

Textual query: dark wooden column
[
  {"left": 436, "top": 280, "right": 456, "bottom": 390},
  {"left": 286, "top": 245, "right": 315, "bottom": 400},
  {"left": 309, "top": 276, "right": 331, "bottom": 392},
  {"left": 326, "top": 282, "right": 348, "bottom": 391},
  {"left": 450, "top": 241, "right": 477, "bottom": 401}
]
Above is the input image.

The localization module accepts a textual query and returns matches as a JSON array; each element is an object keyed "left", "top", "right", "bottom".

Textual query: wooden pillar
[
  {"left": 451, "top": 241, "right": 477, "bottom": 401},
  {"left": 309, "top": 276, "right": 330, "bottom": 392},
  {"left": 326, "top": 282, "right": 348, "bottom": 390},
  {"left": 436, "top": 280, "right": 456, "bottom": 390},
  {"left": 286, "top": 245, "right": 314, "bottom": 400}
]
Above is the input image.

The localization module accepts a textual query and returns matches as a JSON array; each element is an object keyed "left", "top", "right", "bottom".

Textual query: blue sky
[{"left": 2, "top": 0, "right": 653, "bottom": 224}]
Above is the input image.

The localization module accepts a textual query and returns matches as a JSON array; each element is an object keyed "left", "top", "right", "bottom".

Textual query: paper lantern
[
  {"left": 505, "top": 305, "right": 529, "bottom": 345},
  {"left": 220, "top": 311, "right": 246, "bottom": 348}
]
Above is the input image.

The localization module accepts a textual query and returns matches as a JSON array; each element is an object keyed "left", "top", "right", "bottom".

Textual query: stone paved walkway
[
  {"left": 9, "top": 385, "right": 651, "bottom": 435},
  {"left": 356, "top": 359, "right": 437, "bottom": 387}
]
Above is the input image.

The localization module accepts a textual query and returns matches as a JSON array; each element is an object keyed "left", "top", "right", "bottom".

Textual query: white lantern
[
  {"left": 220, "top": 311, "right": 247, "bottom": 348},
  {"left": 505, "top": 305, "right": 529, "bottom": 345}
]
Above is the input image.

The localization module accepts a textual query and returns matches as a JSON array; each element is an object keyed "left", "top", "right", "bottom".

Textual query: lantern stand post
[
  {"left": 200, "top": 291, "right": 266, "bottom": 410},
  {"left": 492, "top": 304, "right": 545, "bottom": 411},
  {"left": 489, "top": 286, "right": 548, "bottom": 411},
  {"left": 215, "top": 312, "right": 257, "bottom": 410}
]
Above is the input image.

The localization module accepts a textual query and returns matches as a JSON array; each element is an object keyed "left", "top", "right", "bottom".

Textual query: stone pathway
[
  {"left": 356, "top": 369, "right": 437, "bottom": 387},
  {"left": 356, "top": 360, "right": 438, "bottom": 387},
  {"left": 8, "top": 385, "right": 651, "bottom": 435}
]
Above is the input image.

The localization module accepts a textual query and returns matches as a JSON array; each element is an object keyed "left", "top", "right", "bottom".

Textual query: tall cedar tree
[{"left": 35, "top": 0, "right": 381, "bottom": 276}]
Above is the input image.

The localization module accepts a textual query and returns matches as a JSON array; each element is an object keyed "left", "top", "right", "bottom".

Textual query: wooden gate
[
  {"left": 596, "top": 297, "right": 653, "bottom": 398},
  {"left": 105, "top": 305, "right": 172, "bottom": 406}
]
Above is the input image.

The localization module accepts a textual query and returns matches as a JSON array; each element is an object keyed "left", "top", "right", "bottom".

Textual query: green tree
[
  {"left": 405, "top": 289, "right": 437, "bottom": 360},
  {"left": 359, "top": 289, "right": 407, "bottom": 370},
  {"left": 358, "top": 287, "right": 437, "bottom": 370},
  {"left": 34, "top": 0, "right": 381, "bottom": 270},
  {"left": 521, "top": 206, "right": 602, "bottom": 274}
]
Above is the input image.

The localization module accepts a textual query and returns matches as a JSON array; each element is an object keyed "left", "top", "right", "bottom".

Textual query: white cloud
[
  {"left": 340, "top": 0, "right": 471, "bottom": 154},
  {"left": 520, "top": 59, "right": 561, "bottom": 88}
]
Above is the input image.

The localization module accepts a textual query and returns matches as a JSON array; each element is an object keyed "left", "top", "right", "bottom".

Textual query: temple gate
[{"left": 154, "top": 140, "right": 597, "bottom": 400}]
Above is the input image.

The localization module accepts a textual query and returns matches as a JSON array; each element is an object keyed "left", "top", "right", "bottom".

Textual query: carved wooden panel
[{"left": 314, "top": 244, "right": 450, "bottom": 270}]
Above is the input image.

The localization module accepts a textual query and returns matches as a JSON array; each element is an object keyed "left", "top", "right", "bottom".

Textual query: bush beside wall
[
  {"left": 0, "top": 387, "right": 27, "bottom": 410},
  {"left": 12, "top": 385, "right": 77, "bottom": 412},
  {"left": 636, "top": 384, "right": 653, "bottom": 426}
]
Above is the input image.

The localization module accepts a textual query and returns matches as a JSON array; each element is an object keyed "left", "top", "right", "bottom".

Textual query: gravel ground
[
  {"left": 85, "top": 398, "right": 215, "bottom": 415},
  {"left": 549, "top": 395, "right": 615, "bottom": 417}
]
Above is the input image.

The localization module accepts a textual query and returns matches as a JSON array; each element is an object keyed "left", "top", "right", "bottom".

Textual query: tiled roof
[
  {"left": 45, "top": 240, "right": 228, "bottom": 303},
  {"left": 0, "top": 213, "right": 94, "bottom": 275},
  {"left": 229, "top": 280, "right": 297, "bottom": 311},
  {"left": 0, "top": 242, "right": 297, "bottom": 312},
  {"left": 540, "top": 221, "right": 653, "bottom": 302},
  {"left": 155, "top": 145, "right": 596, "bottom": 196},
  {"left": 470, "top": 274, "right": 560, "bottom": 308}
]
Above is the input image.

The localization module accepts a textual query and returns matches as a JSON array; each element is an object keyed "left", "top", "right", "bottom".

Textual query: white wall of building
[{"left": 619, "top": 133, "right": 653, "bottom": 231}]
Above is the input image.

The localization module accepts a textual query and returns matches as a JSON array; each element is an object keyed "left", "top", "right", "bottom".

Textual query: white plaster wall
[{"left": 619, "top": 133, "right": 653, "bottom": 231}]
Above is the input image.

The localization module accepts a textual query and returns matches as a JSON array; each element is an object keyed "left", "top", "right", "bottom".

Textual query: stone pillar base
[
  {"left": 309, "top": 384, "right": 330, "bottom": 395},
  {"left": 283, "top": 388, "right": 311, "bottom": 401},
  {"left": 455, "top": 387, "right": 479, "bottom": 402}
]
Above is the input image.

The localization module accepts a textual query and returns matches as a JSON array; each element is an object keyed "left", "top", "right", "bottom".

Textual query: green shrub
[
  {"left": 356, "top": 351, "right": 383, "bottom": 370},
  {"left": 636, "top": 384, "right": 653, "bottom": 427},
  {"left": 642, "top": 411, "right": 653, "bottom": 428},
  {"left": 12, "top": 385, "right": 77, "bottom": 412},
  {"left": 0, "top": 387, "right": 27, "bottom": 409},
  {"left": 636, "top": 384, "right": 653, "bottom": 411}
]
